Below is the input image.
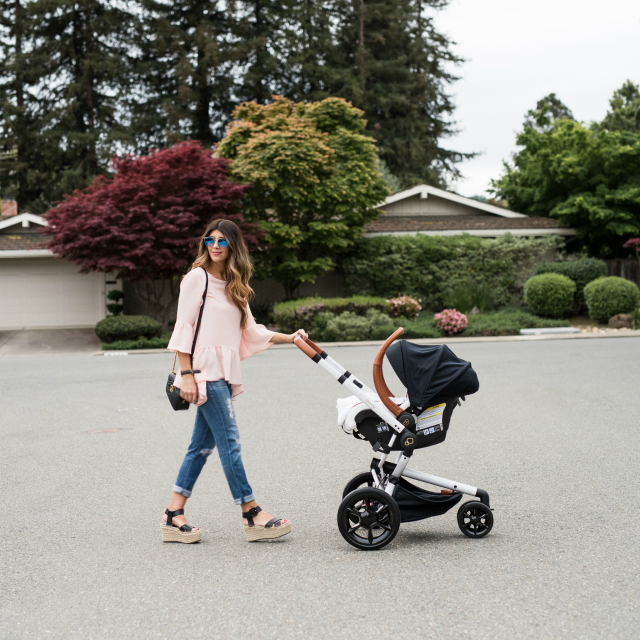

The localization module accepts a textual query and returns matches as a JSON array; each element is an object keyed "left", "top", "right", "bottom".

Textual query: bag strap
[{"left": 189, "top": 267, "right": 209, "bottom": 369}]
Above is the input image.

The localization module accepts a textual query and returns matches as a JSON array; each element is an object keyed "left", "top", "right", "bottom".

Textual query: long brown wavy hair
[{"left": 192, "top": 219, "right": 254, "bottom": 329}]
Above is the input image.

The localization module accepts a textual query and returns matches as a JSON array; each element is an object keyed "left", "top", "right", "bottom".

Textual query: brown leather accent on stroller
[
  {"left": 372, "top": 327, "right": 404, "bottom": 418},
  {"left": 293, "top": 335, "right": 318, "bottom": 359}
]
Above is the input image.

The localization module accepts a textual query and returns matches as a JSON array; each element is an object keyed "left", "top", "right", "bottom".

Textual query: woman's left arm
[{"left": 270, "top": 328, "right": 308, "bottom": 344}]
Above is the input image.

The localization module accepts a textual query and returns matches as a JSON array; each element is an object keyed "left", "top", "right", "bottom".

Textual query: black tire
[
  {"left": 337, "top": 487, "right": 401, "bottom": 550},
  {"left": 342, "top": 471, "right": 375, "bottom": 498},
  {"left": 457, "top": 501, "right": 493, "bottom": 538}
]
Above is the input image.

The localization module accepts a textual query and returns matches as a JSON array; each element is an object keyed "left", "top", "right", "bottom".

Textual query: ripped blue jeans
[{"left": 174, "top": 380, "right": 255, "bottom": 505}]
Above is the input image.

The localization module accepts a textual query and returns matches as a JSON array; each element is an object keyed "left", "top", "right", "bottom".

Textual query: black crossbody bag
[{"left": 166, "top": 267, "right": 209, "bottom": 411}]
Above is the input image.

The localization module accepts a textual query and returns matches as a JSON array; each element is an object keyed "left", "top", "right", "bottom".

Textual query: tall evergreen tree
[
  {"left": 132, "top": 0, "right": 235, "bottom": 149},
  {"left": 0, "top": 0, "right": 54, "bottom": 210},
  {"left": 326, "top": 0, "right": 468, "bottom": 188},
  {"left": 232, "top": 0, "right": 289, "bottom": 104},
  {"left": 21, "top": 0, "right": 138, "bottom": 211}
]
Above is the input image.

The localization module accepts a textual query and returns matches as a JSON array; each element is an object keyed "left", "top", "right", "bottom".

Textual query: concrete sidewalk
[{"left": 0, "top": 328, "right": 101, "bottom": 358}]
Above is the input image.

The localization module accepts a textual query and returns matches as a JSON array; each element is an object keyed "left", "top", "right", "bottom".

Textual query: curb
[{"left": 91, "top": 328, "right": 640, "bottom": 355}]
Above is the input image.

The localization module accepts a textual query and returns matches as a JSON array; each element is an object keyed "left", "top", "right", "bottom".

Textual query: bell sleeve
[
  {"left": 239, "top": 305, "right": 275, "bottom": 360},
  {"left": 167, "top": 269, "right": 207, "bottom": 354}
]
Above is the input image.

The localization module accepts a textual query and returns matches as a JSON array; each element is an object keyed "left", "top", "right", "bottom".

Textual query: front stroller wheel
[
  {"left": 337, "top": 487, "right": 400, "bottom": 550},
  {"left": 457, "top": 501, "right": 493, "bottom": 538}
]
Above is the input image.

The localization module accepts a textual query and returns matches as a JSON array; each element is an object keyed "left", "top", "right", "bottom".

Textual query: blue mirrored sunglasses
[{"left": 204, "top": 236, "right": 228, "bottom": 248}]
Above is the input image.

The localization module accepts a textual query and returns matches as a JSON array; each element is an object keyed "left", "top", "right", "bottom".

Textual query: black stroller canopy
[{"left": 386, "top": 341, "right": 479, "bottom": 409}]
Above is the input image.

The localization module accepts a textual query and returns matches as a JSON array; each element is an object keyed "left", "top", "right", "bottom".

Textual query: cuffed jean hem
[
  {"left": 233, "top": 493, "right": 256, "bottom": 506},
  {"left": 173, "top": 485, "right": 192, "bottom": 498}
]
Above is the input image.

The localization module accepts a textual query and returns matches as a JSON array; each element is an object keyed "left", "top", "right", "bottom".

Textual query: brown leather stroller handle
[
  {"left": 294, "top": 335, "right": 317, "bottom": 360},
  {"left": 301, "top": 336, "right": 323, "bottom": 355},
  {"left": 373, "top": 327, "right": 404, "bottom": 417}
]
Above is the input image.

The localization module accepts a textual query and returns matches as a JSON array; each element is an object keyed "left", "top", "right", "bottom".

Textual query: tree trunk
[
  {"left": 132, "top": 278, "right": 181, "bottom": 330},
  {"left": 194, "top": 1, "right": 213, "bottom": 146},
  {"left": 14, "top": 0, "right": 25, "bottom": 203},
  {"left": 84, "top": 8, "right": 97, "bottom": 176}
]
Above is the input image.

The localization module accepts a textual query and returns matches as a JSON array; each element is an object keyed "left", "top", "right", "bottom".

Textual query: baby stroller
[{"left": 294, "top": 328, "right": 493, "bottom": 550}]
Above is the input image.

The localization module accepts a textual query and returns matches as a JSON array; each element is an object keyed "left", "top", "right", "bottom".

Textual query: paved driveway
[
  {"left": 0, "top": 329, "right": 101, "bottom": 357},
  {"left": 0, "top": 339, "right": 638, "bottom": 639}
]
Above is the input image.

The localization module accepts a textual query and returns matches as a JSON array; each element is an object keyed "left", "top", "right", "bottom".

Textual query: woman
[{"left": 162, "top": 219, "right": 307, "bottom": 543}]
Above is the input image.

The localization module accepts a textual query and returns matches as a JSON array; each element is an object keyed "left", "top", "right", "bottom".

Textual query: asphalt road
[{"left": 1, "top": 338, "right": 638, "bottom": 640}]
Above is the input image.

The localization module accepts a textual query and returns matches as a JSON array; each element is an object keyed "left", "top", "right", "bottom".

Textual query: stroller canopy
[{"left": 386, "top": 341, "right": 479, "bottom": 409}]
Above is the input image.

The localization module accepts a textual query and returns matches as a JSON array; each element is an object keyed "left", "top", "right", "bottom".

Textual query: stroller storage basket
[{"left": 379, "top": 461, "right": 462, "bottom": 522}]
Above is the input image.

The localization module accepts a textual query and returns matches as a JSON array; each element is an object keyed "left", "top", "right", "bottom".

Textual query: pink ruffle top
[{"left": 167, "top": 268, "right": 275, "bottom": 405}]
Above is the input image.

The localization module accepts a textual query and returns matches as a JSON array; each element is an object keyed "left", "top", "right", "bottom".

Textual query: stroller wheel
[
  {"left": 337, "top": 487, "right": 400, "bottom": 551},
  {"left": 457, "top": 501, "right": 493, "bottom": 538},
  {"left": 342, "top": 471, "right": 375, "bottom": 498}
]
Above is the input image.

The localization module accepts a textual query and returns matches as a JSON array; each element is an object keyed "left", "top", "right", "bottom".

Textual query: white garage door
[{"left": 0, "top": 258, "right": 105, "bottom": 329}]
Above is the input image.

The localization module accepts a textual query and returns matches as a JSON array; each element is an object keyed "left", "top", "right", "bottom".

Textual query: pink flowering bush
[
  {"left": 434, "top": 308, "right": 468, "bottom": 335},
  {"left": 386, "top": 295, "right": 422, "bottom": 319},
  {"left": 623, "top": 237, "right": 640, "bottom": 262}
]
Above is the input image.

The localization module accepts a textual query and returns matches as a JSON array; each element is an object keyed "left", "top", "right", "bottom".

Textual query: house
[
  {"left": 367, "top": 185, "right": 576, "bottom": 238},
  {"left": 0, "top": 210, "right": 118, "bottom": 329}
]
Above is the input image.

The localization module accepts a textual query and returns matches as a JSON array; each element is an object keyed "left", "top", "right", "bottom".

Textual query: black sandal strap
[
  {"left": 242, "top": 506, "right": 261, "bottom": 526},
  {"left": 165, "top": 508, "right": 185, "bottom": 527},
  {"left": 179, "top": 524, "right": 193, "bottom": 532},
  {"left": 264, "top": 517, "right": 282, "bottom": 528}
]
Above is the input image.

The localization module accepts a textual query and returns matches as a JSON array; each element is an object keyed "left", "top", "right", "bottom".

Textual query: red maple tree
[{"left": 46, "top": 141, "right": 261, "bottom": 326}]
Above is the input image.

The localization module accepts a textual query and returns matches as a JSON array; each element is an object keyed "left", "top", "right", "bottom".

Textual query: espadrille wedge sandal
[
  {"left": 243, "top": 506, "right": 291, "bottom": 542},
  {"left": 161, "top": 509, "right": 202, "bottom": 544}
]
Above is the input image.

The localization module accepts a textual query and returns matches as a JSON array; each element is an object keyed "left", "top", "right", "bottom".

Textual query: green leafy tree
[
  {"left": 217, "top": 95, "right": 390, "bottom": 298},
  {"left": 491, "top": 98, "right": 640, "bottom": 258},
  {"left": 523, "top": 93, "right": 574, "bottom": 131},
  {"left": 599, "top": 80, "right": 640, "bottom": 133}
]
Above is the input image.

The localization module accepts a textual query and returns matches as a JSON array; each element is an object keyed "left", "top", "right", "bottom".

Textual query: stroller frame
[{"left": 295, "top": 328, "right": 492, "bottom": 549}]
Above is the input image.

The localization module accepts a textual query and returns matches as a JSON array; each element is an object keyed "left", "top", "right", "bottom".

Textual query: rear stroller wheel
[
  {"left": 342, "top": 471, "right": 376, "bottom": 498},
  {"left": 337, "top": 487, "right": 400, "bottom": 551},
  {"left": 457, "top": 501, "right": 493, "bottom": 538}
]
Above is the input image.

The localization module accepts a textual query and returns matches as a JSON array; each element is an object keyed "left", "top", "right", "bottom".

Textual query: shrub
[
  {"left": 461, "top": 308, "right": 569, "bottom": 336},
  {"left": 386, "top": 295, "right": 422, "bottom": 319},
  {"left": 273, "top": 296, "right": 387, "bottom": 333},
  {"left": 633, "top": 308, "right": 640, "bottom": 330},
  {"left": 102, "top": 336, "right": 170, "bottom": 350},
  {"left": 446, "top": 279, "right": 495, "bottom": 313},
  {"left": 342, "top": 234, "right": 563, "bottom": 310},
  {"left": 524, "top": 273, "right": 576, "bottom": 318},
  {"left": 584, "top": 277, "right": 640, "bottom": 322},
  {"left": 95, "top": 315, "right": 162, "bottom": 343},
  {"left": 312, "top": 309, "right": 394, "bottom": 342},
  {"left": 106, "top": 289, "right": 124, "bottom": 315},
  {"left": 434, "top": 309, "right": 468, "bottom": 335},
  {"left": 535, "top": 258, "right": 607, "bottom": 308}
]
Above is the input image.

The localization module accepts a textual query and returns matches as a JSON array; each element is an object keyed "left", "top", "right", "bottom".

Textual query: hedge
[
  {"left": 535, "top": 257, "right": 607, "bottom": 308},
  {"left": 524, "top": 273, "right": 576, "bottom": 318},
  {"left": 309, "top": 308, "right": 569, "bottom": 341},
  {"left": 462, "top": 308, "right": 569, "bottom": 336},
  {"left": 584, "top": 277, "right": 640, "bottom": 322},
  {"left": 341, "top": 234, "right": 562, "bottom": 310},
  {"left": 273, "top": 296, "right": 387, "bottom": 333},
  {"left": 102, "top": 336, "right": 170, "bottom": 350},
  {"left": 95, "top": 315, "right": 162, "bottom": 343}
]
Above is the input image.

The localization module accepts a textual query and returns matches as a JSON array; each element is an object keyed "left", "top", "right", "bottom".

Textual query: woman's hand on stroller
[
  {"left": 269, "top": 329, "right": 308, "bottom": 345},
  {"left": 289, "top": 328, "right": 308, "bottom": 343}
]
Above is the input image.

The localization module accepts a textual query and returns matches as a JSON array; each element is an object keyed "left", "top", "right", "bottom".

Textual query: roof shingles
[{"left": 365, "top": 215, "right": 560, "bottom": 233}]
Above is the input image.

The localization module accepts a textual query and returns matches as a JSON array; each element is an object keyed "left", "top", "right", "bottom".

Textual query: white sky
[{"left": 436, "top": 0, "right": 640, "bottom": 197}]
